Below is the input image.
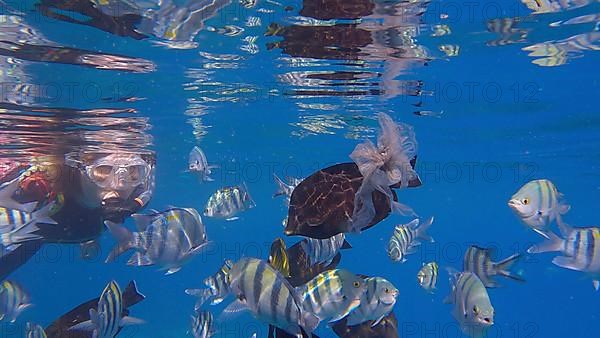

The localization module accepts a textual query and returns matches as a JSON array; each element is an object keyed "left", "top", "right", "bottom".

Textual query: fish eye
[
  {"left": 473, "top": 305, "right": 479, "bottom": 314},
  {"left": 522, "top": 198, "right": 529, "bottom": 205},
  {"left": 384, "top": 288, "right": 390, "bottom": 293},
  {"left": 353, "top": 281, "right": 360, "bottom": 288}
]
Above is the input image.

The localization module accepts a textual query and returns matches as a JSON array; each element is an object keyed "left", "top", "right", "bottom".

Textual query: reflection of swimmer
[
  {"left": 0, "top": 152, "right": 155, "bottom": 280},
  {"left": 38, "top": 0, "right": 232, "bottom": 48}
]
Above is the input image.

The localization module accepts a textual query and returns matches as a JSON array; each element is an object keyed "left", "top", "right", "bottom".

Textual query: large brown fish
[{"left": 285, "top": 159, "right": 420, "bottom": 239}]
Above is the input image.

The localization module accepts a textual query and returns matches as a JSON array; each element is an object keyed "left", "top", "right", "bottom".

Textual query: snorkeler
[{"left": 0, "top": 151, "right": 155, "bottom": 280}]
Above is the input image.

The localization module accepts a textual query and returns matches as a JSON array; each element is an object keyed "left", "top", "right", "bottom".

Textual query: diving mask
[{"left": 85, "top": 155, "right": 150, "bottom": 189}]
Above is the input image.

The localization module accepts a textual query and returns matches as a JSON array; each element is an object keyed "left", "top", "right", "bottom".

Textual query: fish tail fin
[
  {"left": 415, "top": 216, "right": 435, "bottom": 242},
  {"left": 272, "top": 174, "right": 288, "bottom": 198},
  {"left": 105, "top": 221, "right": 137, "bottom": 263},
  {"left": 494, "top": 253, "right": 525, "bottom": 282},
  {"left": 527, "top": 231, "right": 564, "bottom": 254},
  {"left": 185, "top": 288, "right": 212, "bottom": 310},
  {"left": 123, "top": 280, "right": 145, "bottom": 306},
  {"left": 1, "top": 221, "right": 41, "bottom": 246}
]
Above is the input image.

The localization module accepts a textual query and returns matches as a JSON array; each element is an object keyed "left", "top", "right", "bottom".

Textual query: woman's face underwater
[{"left": 78, "top": 153, "right": 151, "bottom": 207}]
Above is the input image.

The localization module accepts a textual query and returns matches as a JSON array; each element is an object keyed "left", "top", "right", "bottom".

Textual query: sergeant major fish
[
  {"left": 528, "top": 223, "right": 600, "bottom": 290},
  {"left": 463, "top": 246, "right": 524, "bottom": 287},
  {"left": 189, "top": 146, "right": 217, "bottom": 182},
  {"left": 417, "top": 262, "right": 438, "bottom": 293},
  {"left": 345, "top": 277, "right": 398, "bottom": 327},
  {"left": 204, "top": 184, "right": 255, "bottom": 221},
  {"left": 301, "top": 233, "right": 351, "bottom": 267},
  {"left": 445, "top": 271, "right": 494, "bottom": 338},
  {"left": 190, "top": 310, "right": 216, "bottom": 338},
  {"left": 1, "top": 201, "right": 57, "bottom": 253},
  {"left": 508, "top": 179, "right": 570, "bottom": 237},
  {"left": 0, "top": 280, "right": 30, "bottom": 323},
  {"left": 105, "top": 207, "right": 210, "bottom": 275},
  {"left": 186, "top": 259, "right": 233, "bottom": 310},
  {"left": 388, "top": 217, "right": 434, "bottom": 263},
  {"left": 298, "top": 269, "right": 366, "bottom": 323},
  {"left": 223, "top": 258, "right": 319, "bottom": 337},
  {"left": 68, "top": 280, "right": 143, "bottom": 337},
  {"left": 45, "top": 280, "right": 145, "bottom": 338}
]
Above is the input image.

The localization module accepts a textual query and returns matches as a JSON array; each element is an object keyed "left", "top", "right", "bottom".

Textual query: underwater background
[{"left": 0, "top": 0, "right": 599, "bottom": 337}]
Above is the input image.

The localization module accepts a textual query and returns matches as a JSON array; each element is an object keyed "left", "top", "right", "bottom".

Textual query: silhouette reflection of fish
[
  {"left": 300, "top": 0, "right": 375, "bottom": 19},
  {"left": 266, "top": 23, "right": 373, "bottom": 60},
  {"left": 44, "top": 280, "right": 145, "bottom": 338},
  {"left": 285, "top": 159, "right": 421, "bottom": 239}
]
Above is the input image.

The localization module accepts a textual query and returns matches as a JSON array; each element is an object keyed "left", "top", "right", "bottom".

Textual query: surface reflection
[
  {"left": 485, "top": 0, "right": 599, "bottom": 67},
  {"left": 0, "top": 4, "right": 155, "bottom": 279},
  {"left": 37, "top": 0, "right": 233, "bottom": 48},
  {"left": 264, "top": 0, "right": 432, "bottom": 138}
]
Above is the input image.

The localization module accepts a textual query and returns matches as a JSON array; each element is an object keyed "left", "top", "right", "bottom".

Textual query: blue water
[{"left": 1, "top": 0, "right": 599, "bottom": 337}]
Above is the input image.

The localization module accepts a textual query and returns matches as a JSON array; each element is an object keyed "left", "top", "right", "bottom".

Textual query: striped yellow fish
[
  {"left": 67, "top": 280, "right": 143, "bottom": 336},
  {"left": 463, "top": 246, "right": 524, "bottom": 288},
  {"left": 388, "top": 217, "right": 434, "bottom": 263},
  {"left": 417, "top": 262, "right": 438, "bottom": 292},
  {"left": 508, "top": 179, "right": 570, "bottom": 236},
  {"left": 528, "top": 224, "right": 600, "bottom": 290},
  {"left": 345, "top": 277, "right": 398, "bottom": 326},
  {"left": 298, "top": 269, "right": 366, "bottom": 323},
  {"left": 446, "top": 271, "right": 494, "bottom": 337},
  {"left": 186, "top": 259, "right": 233, "bottom": 310},
  {"left": 225, "top": 258, "right": 319, "bottom": 336},
  {"left": 0, "top": 280, "right": 30, "bottom": 323}
]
